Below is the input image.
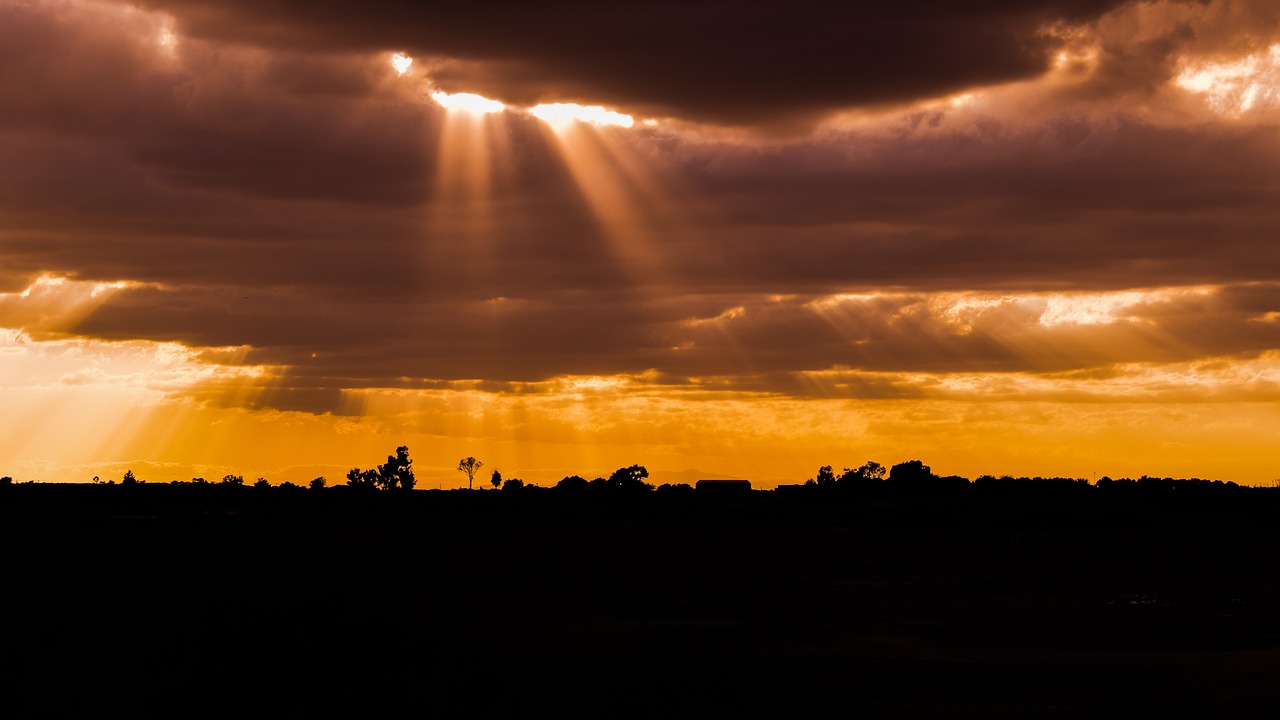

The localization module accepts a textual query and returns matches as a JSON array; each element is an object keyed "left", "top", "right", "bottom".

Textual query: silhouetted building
[{"left": 696, "top": 479, "right": 751, "bottom": 492}]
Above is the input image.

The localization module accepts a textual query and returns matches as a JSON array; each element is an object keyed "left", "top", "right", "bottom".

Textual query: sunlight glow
[
  {"left": 431, "top": 91, "right": 505, "bottom": 114},
  {"left": 429, "top": 92, "right": 513, "bottom": 274},
  {"left": 1, "top": 274, "right": 144, "bottom": 335},
  {"left": 684, "top": 306, "right": 746, "bottom": 328},
  {"left": 1052, "top": 46, "right": 1099, "bottom": 73},
  {"left": 531, "top": 116, "right": 669, "bottom": 274},
  {"left": 157, "top": 26, "right": 177, "bottom": 53},
  {"left": 1176, "top": 44, "right": 1280, "bottom": 115},
  {"left": 0, "top": 271, "right": 284, "bottom": 483},
  {"left": 390, "top": 53, "right": 413, "bottom": 75},
  {"left": 1038, "top": 287, "right": 1213, "bottom": 327},
  {"left": 799, "top": 352, "right": 1280, "bottom": 404},
  {"left": 530, "top": 103, "right": 634, "bottom": 129},
  {"left": 915, "top": 287, "right": 1215, "bottom": 330}
]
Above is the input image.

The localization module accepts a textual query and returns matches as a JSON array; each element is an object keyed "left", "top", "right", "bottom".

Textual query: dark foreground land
[{"left": 4, "top": 482, "right": 1280, "bottom": 717}]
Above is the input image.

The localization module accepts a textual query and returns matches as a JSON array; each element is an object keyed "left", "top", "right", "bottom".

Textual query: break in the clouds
[{"left": 2, "top": 0, "right": 1280, "bottom": 483}]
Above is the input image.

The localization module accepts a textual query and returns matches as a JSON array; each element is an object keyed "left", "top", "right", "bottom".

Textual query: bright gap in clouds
[
  {"left": 431, "top": 91, "right": 506, "bottom": 114},
  {"left": 1176, "top": 44, "right": 1280, "bottom": 115},
  {"left": 530, "top": 103, "right": 634, "bottom": 129},
  {"left": 390, "top": 53, "right": 413, "bottom": 75}
]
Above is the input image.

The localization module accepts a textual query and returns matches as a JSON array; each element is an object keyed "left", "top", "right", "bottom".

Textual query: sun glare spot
[
  {"left": 1175, "top": 44, "right": 1280, "bottom": 116},
  {"left": 529, "top": 103, "right": 634, "bottom": 129},
  {"left": 431, "top": 91, "right": 506, "bottom": 114},
  {"left": 390, "top": 53, "right": 413, "bottom": 75}
]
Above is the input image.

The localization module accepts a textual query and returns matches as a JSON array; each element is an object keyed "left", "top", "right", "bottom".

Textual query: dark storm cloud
[{"left": 137, "top": 0, "right": 1140, "bottom": 126}]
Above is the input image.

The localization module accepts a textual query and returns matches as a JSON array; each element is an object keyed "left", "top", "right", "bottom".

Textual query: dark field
[{"left": 5, "top": 483, "right": 1280, "bottom": 717}]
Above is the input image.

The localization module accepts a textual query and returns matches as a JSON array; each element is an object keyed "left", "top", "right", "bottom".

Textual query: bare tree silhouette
[{"left": 457, "top": 457, "right": 483, "bottom": 490}]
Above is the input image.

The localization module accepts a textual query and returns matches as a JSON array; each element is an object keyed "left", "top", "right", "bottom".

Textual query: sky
[{"left": 2, "top": 0, "right": 1279, "bottom": 487}]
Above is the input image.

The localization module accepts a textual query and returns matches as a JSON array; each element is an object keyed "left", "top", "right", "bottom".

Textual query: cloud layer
[{"left": 1, "top": 0, "right": 1279, "bottom": 482}]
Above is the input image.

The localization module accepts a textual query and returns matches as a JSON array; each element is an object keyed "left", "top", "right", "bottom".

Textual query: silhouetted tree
[
  {"left": 490, "top": 469, "right": 502, "bottom": 489},
  {"left": 806, "top": 465, "right": 836, "bottom": 486},
  {"left": 344, "top": 447, "right": 414, "bottom": 491},
  {"left": 346, "top": 467, "right": 378, "bottom": 489},
  {"left": 253, "top": 477, "right": 270, "bottom": 488},
  {"left": 888, "top": 460, "right": 934, "bottom": 484},
  {"left": 0, "top": 476, "right": 11, "bottom": 486},
  {"left": 556, "top": 475, "right": 588, "bottom": 492},
  {"left": 376, "top": 446, "right": 415, "bottom": 490},
  {"left": 191, "top": 477, "right": 207, "bottom": 485},
  {"left": 122, "top": 470, "right": 138, "bottom": 486},
  {"left": 887, "top": 460, "right": 968, "bottom": 493},
  {"left": 502, "top": 478, "right": 524, "bottom": 491},
  {"left": 220, "top": 474, "right": 244, "bottom": 486},
  {"left": 606, "top": 465, "right": 652, "bottom": 492},
  {"left": 839, "top": 461, "right": 885, "bottom": 483},
  {"left": 309, "top": 476, "right": 327, "bottom": 490},
  {"left": 458, "top": 457, "right": 483, "bottom": 490}
]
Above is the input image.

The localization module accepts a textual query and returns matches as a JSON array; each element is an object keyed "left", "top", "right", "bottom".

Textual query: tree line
[{"left": 1, "top": 448, "right": 1269, "bottom": 493}]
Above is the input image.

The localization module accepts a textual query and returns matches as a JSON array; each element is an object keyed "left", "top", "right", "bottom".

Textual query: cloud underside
[
  {"left": 1, "top": 0, "right": 1279, "bottom": 415},
  {"left": 133, "top": 0, "right": 1144, "bottom": 126}
]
